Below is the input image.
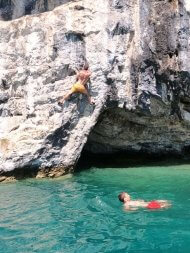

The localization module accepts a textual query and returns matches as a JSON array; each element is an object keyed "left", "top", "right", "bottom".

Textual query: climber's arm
[
  {"left": 74, "top": 67, "right": 79, "bottom": 75},
  {"left": 75, "top": 69, "right": 81, "bottom": 81}
]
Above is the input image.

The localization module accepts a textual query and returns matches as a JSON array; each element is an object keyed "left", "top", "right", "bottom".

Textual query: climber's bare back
[
  {"left": 77, "top": 70, "right": 91, "bottom": 86},
  {"left": 61, "top": 63, "right": 94, "bottom": 105}
]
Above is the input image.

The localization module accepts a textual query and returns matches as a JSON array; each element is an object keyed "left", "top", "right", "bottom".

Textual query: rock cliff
[
  {"left": 0, "top": 0, "right": 73, "bottom": 20},
  {"left": 0, "top": 0, "right": 190, "bottom": 180}
]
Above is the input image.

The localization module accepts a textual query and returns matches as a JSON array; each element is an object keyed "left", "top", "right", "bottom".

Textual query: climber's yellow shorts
[{"left": 71, "top": 82, "right": 87, "bottom": 93}]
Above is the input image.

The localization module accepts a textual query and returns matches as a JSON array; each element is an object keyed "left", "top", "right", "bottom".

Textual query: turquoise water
[{"left": 1, "top": 165, "right": 190, "bottom": 253}]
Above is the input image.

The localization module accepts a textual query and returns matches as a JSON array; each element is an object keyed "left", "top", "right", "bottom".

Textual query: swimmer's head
[{"left": 118, "top": 192, "right": 131, "bottom": 202}]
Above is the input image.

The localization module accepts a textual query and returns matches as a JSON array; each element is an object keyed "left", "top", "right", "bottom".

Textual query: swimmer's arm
[
  {"left": 135, "top": 200, "right": 148, "bottom": 207},
  {"left": 124, "top": 206, "right": 138, "bottom": 211},
  {"left": 157, "top": 200, "right": 170, "bottom": 204},
  {"left": 124, "top": 203, "right": 138, "bottom": 211},
  {"left": 157, "top": 200, "right": 172, "bottom": 207}
]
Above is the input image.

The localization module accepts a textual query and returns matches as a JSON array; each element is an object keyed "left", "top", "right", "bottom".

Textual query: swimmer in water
[{"left": 118, "top": 192, "right": 171, "bottom": 211}]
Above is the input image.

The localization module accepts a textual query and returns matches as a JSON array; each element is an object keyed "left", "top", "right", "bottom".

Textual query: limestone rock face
[
  {"left": 0, "top": 0, "right": 72, "bottom": 21},
  {"left": 0, "top": 0, "right": 190, "bottom": 177}
]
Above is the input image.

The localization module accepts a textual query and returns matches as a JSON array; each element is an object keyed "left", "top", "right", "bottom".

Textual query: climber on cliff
[{"left": 60, "top": 62, "right": 95, "bottom": 105}]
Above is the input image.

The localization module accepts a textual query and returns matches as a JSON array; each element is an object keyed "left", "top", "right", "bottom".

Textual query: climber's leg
[
  {"left": 64, "top": 90, "right": 74, "bottom": 101},
  {"left": 59, "top": 83, "right": 77, "bottom": 103},
  {"left": 59, "top": 82, "right": 94, "bottom": 105},
  {"left": 81, "top": 89, "right": 95, "bottom": 105}
]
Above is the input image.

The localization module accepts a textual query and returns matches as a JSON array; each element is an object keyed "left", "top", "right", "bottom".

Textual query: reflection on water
[{"left": 0, "top": 164, "right": 190, "bottom": 252}]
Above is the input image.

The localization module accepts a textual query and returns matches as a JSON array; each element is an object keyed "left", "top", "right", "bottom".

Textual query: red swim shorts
[{"left": 147, "top": 201, "right": 161, "bottom": 209}]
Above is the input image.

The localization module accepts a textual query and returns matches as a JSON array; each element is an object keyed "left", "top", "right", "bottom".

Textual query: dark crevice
[
  {"left": 46, "top": 121, "right": 71, "bottom": 148},
  {"left": 74, "top": 5, "right": 85, "bottom": 11},
  {"left": 65, "top": 32, "right": 85, "bottom": 42},
  {"left": 0, "top": 0, "right": 74, "bottom": 21},
  {"left": 168, "top": 49, "right": 178, "bottom": 58},
  {"left": 110, "top": 22, "right": 130, "bottom": 36},
  {"left": 44, "top": 0, "right": 48, "bottom": 12},
  {"left": 1, "top": 79, "right": 9, "bottom": 89},
  {"left": 106, "top": 77, "right": 114, "bottom": 85},
  {"left": 25, "top": 0, "right": 37, "bottom": 15},
  {"left": 0, "top": 1, "right": 12, "bottom": 20},
  {"left": 118, "top": 65, "right": 124, "bottom": 73},
  {"left": 76, "top": 149, "right": 188, "bottom": 172},
  {"left": 0, "top": 167, "right": 39, "bottom": 180}
]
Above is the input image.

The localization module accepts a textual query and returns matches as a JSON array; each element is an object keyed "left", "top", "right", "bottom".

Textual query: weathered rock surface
[
  {"left": 0, "top": 0, "right": 74, "bottom": 21},
  {"left": 0, "top": 0, "right": 190, "bottom": 180}
]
